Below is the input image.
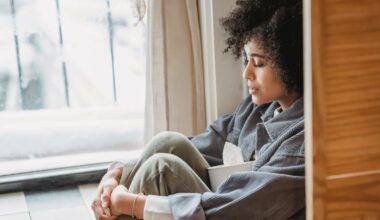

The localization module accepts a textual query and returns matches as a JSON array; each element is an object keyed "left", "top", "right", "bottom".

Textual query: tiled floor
[{"left": 0, "top": 184, "right": 98, "bottom": 220}]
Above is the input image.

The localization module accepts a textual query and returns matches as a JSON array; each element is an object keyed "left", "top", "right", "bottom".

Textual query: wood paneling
[
  {"left": 326, "top": 134, "right": 380, "bottom": 175},
  {"left": 326, "top": 173, "right": 380, "bottom": 219},
  {"left": 310, "top": 0, "right": 380, "bottom": 218}
]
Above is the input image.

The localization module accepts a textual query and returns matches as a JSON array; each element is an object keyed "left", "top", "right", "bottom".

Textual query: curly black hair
[{"left": 221, "top": 0, "right": 303, "bottom": 95}]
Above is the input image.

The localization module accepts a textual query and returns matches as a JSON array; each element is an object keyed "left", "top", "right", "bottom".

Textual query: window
[{"left": 0, "top": 0, "right": 146, "bottom": 177}]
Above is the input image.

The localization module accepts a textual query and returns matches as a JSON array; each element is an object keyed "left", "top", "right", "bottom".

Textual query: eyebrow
[{"left": 248, "top": 53, "right": 266, "bottom": 58}]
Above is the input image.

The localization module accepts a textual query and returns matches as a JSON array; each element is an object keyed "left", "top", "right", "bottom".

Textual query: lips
[
  {"left": 249, "top": 87, "right": 258, "bottom": 95},
  {"left": 248, "top": 83, "right": 259, "bottom": 95}
]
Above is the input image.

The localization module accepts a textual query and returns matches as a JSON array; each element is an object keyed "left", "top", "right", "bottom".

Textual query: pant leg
[
  {"left": 128, "top": 153, "right": 211, "bottom": 195},
  {"left": 118, "top": 153, "right": 211, "bottom": 220},
  {"left": 123, "top": 131, "right": 210, "bottom": 188}
]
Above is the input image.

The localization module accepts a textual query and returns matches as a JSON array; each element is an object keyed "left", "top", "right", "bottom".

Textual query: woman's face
[{"left": 243, "top": 38, "right": 298, "bottom": 109}]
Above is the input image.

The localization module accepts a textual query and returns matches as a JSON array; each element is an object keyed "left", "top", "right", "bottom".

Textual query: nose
[{"left": 242, "top": 60, "right": 255, "bottom": 81}]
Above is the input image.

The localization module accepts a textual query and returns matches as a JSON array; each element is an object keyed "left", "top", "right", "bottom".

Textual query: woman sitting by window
[{"left": 92, "top": 0, "right": 304, "bottom": 219}]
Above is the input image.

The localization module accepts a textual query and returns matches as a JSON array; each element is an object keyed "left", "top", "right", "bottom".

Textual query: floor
[{"left": 0, "top": 184, "right": 99, "bottom": 220}]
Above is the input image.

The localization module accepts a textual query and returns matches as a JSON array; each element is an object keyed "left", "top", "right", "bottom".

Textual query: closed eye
[{"left": 243, "top": 58, "right": 248, "bottom": 66}]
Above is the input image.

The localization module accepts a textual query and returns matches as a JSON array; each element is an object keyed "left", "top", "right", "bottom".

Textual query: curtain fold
[{"left": 144, "top": 0, "right": 206, "bottom": 143}]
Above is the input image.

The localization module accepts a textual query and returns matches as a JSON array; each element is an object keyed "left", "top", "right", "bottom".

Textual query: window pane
[
  {"left": 0, "top": 0, "right": 146, "bottom": 111},
  {"left": 0, "top": 0, "right": 146, "bottom": 175},
  {"left": 0, "top": 0, "right": 21, "bottom": 111}
]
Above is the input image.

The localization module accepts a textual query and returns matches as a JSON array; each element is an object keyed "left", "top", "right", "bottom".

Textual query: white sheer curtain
[{"left": 144, "top": 0, "right": 206, "bottom": 143}]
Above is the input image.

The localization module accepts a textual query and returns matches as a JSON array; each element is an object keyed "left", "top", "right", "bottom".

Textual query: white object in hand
[
  {"left": 222, "top": 142, "right": 244, "bottom": 165},
  {"left": 208, "top": 142, "right": 253, "bottom": 192}
]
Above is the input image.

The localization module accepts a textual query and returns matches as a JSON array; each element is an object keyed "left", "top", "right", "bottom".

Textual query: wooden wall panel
[
  {"left": 323, "top": 0, "right": 380, "bottom": 176},
  {"left": 326, "top": 173, "right": 380, "bottom": 219},
  {"left": 326, "top": 134, "right": 380, "bottom": 175},
  {"left": 310, "top": 0, "right": 380, "bottom": 219}
]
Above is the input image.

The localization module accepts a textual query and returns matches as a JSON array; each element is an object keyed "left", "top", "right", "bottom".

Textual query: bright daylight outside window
[{"left": 0, "top": 0, "right": 146, "bottom": 176}]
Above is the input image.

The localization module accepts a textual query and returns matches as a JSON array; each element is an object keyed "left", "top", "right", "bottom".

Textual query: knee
[
  {"left": 147, "top": 131, "right": 192, "bottom": 152},
  {"left": 130, "top": 153, "right": 188, "bottom": 193},
  {"left": 153, "top": 131, "right": 188, "bottom": 142},
  {"left": 146, "top": 153, "right": 182, "bottom": 170}
]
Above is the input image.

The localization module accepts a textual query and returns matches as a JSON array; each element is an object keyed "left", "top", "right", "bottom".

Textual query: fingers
[
  {"left": 92, "top": 199, "right": 118, "bottom": 220},
  {"left": 103, "top": 207, "right": 111, "bottom": 217},
  {"left": 93, "top": 173, "right": 121, "bottom": 219},
  {"left": 101, "top": 186, "right": 113, "bottom": 208},
  {"left": 99, "top": 182, "right": 118, "bottom": 217},
  {"left": 92, "top": 199, "right": 105, "bottom": 216}
]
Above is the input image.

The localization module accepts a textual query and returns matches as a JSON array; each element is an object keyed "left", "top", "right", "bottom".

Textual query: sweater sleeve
[
  {"left": 188, "top": 113, "right": 234, "bottom": 166},
  {"left": 144, "top": 195, "right": 174, "bottom": 220},
  {"left": 168, "top": 153, "right": 305, "bottom": 220},
  {"left": 189, "top": 97, "right": 252, "bottom": 166}
]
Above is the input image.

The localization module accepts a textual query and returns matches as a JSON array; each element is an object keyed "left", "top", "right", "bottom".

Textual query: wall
[{"left": 199, "top": 0, "right": 245, "bottom": 123}]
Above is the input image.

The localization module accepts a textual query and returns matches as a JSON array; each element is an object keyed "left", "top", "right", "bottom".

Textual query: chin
[
  {"left": 251, "top": 95, "right": 272, "bottom": 105},
  {"left": 251, "top": 95, "right": 262, "bottom": 105}
]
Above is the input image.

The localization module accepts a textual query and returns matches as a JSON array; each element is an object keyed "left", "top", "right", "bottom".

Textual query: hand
[
  {"left": 92, "top": 168, "right": 122, "bottom": 220},
  {"left": 110, "top": 185, "right": 129, "bottom": 216},
  {"left": 92, "top": 199, "right": 117, "bottom": 220}
]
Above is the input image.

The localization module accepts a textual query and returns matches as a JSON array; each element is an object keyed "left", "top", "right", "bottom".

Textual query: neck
[{"left": 278, "top": 92, "right": 301, "bottom": 110}]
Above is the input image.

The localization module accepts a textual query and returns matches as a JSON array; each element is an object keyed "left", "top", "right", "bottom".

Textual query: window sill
[{"left": 0, "top": 150, "right": 141, "bottom": 193}]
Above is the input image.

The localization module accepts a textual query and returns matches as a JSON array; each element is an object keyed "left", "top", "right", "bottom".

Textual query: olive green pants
[{"left": 118, "top": 131, "right": 211, "bottom": 219}]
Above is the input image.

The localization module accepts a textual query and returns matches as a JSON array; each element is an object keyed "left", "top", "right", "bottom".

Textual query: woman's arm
[
  {"left": 189, "top": 96, "right": 254, "bottom": 166},
  {"left": 110, "top": 185, "right": 147, "bottom": 219}
]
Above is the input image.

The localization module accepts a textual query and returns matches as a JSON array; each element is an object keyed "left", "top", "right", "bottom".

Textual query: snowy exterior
[{"left": 0, "top": 0, "right": 146, "bottom": 162}]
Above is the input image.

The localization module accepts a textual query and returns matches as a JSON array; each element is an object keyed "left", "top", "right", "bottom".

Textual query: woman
[{"left": 92, "top": 0, "right": 304, "bottom": 219}]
